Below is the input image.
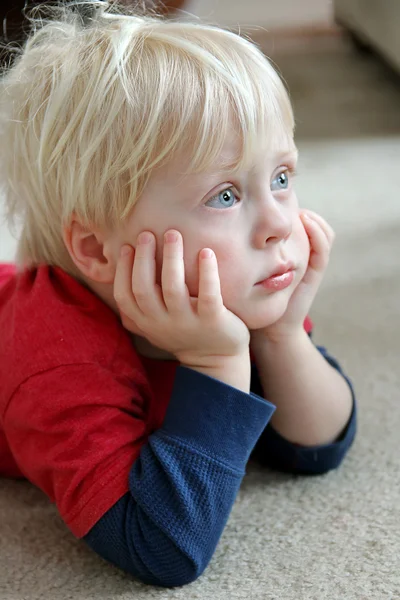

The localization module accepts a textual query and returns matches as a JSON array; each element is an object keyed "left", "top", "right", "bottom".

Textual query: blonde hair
[{"left": 0, "top": 1, "right": 294, "bottom": 273}]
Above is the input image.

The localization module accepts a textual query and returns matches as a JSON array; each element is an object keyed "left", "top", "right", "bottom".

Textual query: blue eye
[
  {"left": 271, "top": 170, "right": 290, "bottom": 191},
  {"left": 205, "top": 187, "right": 238, "bottom": 209}
]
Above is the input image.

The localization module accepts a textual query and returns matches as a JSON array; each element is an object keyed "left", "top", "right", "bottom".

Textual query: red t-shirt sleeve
[
  {"left": 303, "top": 315, "right": 313, "bottom": 334},
  {"left": 3, "top": 363, "right": 150, "bottom": 538},
  {"left": 0, "top": 264, "right": 16, "bottom": 289}
]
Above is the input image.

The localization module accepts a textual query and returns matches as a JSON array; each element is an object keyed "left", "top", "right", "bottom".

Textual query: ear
[{"left": 62, "top": 218, "right": 116, "bottom": 284}]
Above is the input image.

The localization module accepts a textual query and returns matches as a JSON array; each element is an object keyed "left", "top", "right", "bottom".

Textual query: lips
[{"left": 257, "top": 262, "right": 295, "bottom": 284}]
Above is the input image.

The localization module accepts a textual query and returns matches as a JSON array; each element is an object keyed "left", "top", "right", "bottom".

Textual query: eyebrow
[
  {"left": 220, "top": 147, "right": 299, "bottom": 171},
  {"left": 275, "top": 148, "right": 299, "bottom": 162},
  {"left": 192, "top": 151, "right": 299, "bottom": 184}
]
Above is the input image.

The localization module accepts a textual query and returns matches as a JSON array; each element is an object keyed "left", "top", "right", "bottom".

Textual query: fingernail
[
  {"left": 201, "top": 248, "right": 214, "bottom": 259},
  {"left": 165, "top": 231, "right": 178, "bottom": 244},
  {"left": 120, "top": 245, "right": 131, "bottom": 256},
  {"left": 138, "top": 232, "right": 152, "bottom": 244}
]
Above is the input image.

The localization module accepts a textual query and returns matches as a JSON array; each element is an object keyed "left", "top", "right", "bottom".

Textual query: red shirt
[
  {"left": 0, "top": 264, "right": 180, "bottom": 537},
  {"left": 0, "top": 264, "right": 312, "bottom": 538}
]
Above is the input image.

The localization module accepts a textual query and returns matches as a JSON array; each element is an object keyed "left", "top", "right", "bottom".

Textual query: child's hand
[
  {"left": 251, "top": 210, "right": 335, "bottom": 344},
  {"left": 114, "top": 230, "right": 250, "bottom": 366}
]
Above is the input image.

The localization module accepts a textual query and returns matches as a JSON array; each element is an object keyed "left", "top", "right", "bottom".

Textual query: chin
[{"left": 238, "top": 292, "right": 292, "bottom": 331}]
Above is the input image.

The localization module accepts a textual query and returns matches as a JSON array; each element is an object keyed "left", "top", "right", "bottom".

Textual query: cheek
[
  {"left": 183, "top": 245, "right": 243, "bottom": 300},
  {"left": 211, "top": 249, "right": 249, "bottom": 310},
  {"left": 154, "top": 241, "right": 165, "bottom": 282}
]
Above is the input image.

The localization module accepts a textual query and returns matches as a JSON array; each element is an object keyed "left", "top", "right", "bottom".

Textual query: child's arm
[
  {"left": 83, "top": 365, "right": 274, "bottom": 588},
  {"left": 248, "top": 211, "right": 356, "bottom": 472},
  {"left": 250, "top": 329, "right": 353, "bottom": 447},
  {"left": 249, "top": 335, "right": 356, "bottom": 474},
  {"left": 4, "top": 361, "right": 274, "bottom": 589}
]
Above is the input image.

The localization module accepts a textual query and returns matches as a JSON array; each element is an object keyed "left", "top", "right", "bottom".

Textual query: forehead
[{"left": 157, "top": 128, "right": 297, "bottom": 187}]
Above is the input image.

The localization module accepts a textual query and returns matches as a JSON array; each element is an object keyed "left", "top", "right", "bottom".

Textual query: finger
[
  {"left": 309, "top": 214, "right": 335, "bottom": 245},
  {"left": 301, "top": 210, "right": 335, "bottom": 245},
  {"left": 114, "top": 245, "right": 143, "bottom": 319},
  {"left": 131, "top": 231, "right": 166, "bottom": 315},
  {"left": 161, "top": 230, "right": 190, "bottom": 314},
  {"left": 301, "top": 214, "right": 331, "bottom": 271},
  {"left": 197, "top": 248, "right": 224, "bottom": 317}
]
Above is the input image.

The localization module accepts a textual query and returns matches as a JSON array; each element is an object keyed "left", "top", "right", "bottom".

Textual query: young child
[{"left": 0, "top": 1, "right": 356, "bottom": 588}]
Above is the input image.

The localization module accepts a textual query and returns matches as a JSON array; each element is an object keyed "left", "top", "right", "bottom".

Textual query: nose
[{"left": 255, "top": 198, "right": 292, "bottom": 246}]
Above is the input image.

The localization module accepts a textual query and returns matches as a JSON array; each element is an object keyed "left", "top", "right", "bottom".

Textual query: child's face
[{"left": 115, "top": 131, "right": 310, "bottom": 331}]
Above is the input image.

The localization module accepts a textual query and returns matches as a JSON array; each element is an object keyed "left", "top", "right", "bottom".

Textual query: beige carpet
[{"left": 1, "top": 33, "right": 400, "bottom": 600}]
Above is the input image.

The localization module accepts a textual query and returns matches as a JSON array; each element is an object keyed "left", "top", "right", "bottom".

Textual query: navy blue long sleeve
[
  {"left": 84, "top": 365, "right": 275, "bottom": 588},
  {"left": 84, "top": 345, "right": 357, "bottom": 587}
]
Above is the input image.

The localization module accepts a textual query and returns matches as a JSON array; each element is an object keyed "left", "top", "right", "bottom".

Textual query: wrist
[
  {"left": 251, "top": 324, "right": 308, "bottom": 351},
  {"left": 180, "top": 350, "right": 251, "bottom": 394}
]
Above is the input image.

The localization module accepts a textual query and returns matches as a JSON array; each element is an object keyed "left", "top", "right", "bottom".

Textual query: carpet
[{"left": 1, "top": 33, "right": 399, "bottom": 600}]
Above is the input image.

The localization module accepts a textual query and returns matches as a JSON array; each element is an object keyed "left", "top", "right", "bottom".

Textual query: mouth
[
  {"left": 256, "top": 262, "right": 295, "bottom": 283},
  {"left": 256, "top": 263, "right": 295, "bottom": 291}
]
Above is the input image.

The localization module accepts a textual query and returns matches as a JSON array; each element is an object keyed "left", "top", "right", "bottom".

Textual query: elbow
[
  {"left": 136, "top": 571, "right": 206, "bottom": 589},
  {"left": 164, "top": 562, "right": 210, "bottom": 588},
  {"left": 294, "top": 439, "right": 356, "bottom": 476},
  {"left": 302, "top": 455, "right": 346, "bottom": 476},
  {"left": 121, "top": 550, "right": 211, "bottom": 588},
  {"left": 84, "top": 495, "right": 219, "bottom": 589},
  {"left": 85, "top": 538, "right": 212, "bottom": 589},
  {"left": 296, "top": 406, "right": 357, "bottom": 476}
]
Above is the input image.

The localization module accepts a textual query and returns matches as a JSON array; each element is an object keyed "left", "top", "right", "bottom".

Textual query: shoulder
[{"left": 0, "top": 265, "right": 144, "bottom": 404}]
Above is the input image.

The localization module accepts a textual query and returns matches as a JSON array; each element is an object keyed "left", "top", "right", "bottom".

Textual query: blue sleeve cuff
[{"left": 160, "top": 365, "right": 276, "bottom": 470}]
